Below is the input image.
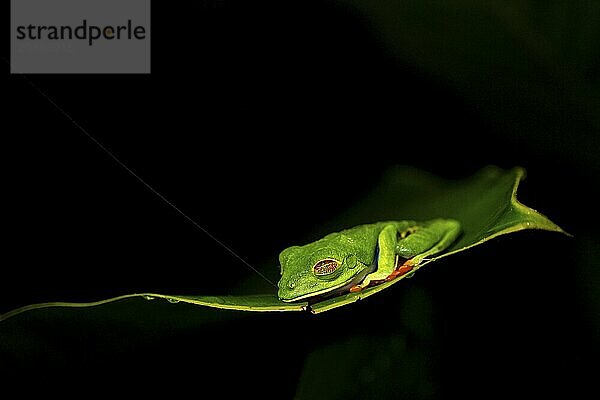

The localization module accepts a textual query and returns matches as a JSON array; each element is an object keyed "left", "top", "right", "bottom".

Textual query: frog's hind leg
[{"left": 397, "top": 219, "right": 461, "bottom": 268}]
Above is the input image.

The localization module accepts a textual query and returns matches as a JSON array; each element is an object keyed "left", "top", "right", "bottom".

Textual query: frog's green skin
[{"left": 277, "top": 219, "right": 461, "bottom": 302}]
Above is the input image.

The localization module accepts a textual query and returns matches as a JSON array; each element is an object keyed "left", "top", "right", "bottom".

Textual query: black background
[{"left": 2, "top": 1, "right": 598, "bottom": 398}]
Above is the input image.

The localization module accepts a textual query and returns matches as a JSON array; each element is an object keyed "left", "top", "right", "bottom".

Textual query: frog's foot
[
  {"left": 350, "top": 257, "right": 418, "bottom": 291},
  {"left": 384, "top": 259, "right": 414, "bottom": 282},
  {"left": 349, "top": 284, "right": 363, "bottom": 293},
  {"left": 349, "top": 276, "right": 372, "bottom": 293}
]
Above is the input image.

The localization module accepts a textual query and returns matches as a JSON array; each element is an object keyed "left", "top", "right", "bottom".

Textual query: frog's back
[{"left": 324, "top": 220, "right": 415, "bottom": 265}]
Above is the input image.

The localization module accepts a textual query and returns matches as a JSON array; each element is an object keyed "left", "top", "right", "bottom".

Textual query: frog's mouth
[{"left": 278, "top": 267, "right": 373, "bottom": 303}]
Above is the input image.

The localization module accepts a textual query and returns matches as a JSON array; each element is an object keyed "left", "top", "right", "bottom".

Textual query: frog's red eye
[{"left": 313, "top": 259, "right": 340, "bottom": 276}]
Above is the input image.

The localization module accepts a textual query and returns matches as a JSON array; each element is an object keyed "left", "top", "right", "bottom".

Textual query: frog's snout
[{"left": 277, "top": 271, "right": 304, "bottom": 301}]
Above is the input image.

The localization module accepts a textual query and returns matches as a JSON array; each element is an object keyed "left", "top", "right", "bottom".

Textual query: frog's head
[{"left": 277, "top": 232, "right": 370, "bottom": 302}]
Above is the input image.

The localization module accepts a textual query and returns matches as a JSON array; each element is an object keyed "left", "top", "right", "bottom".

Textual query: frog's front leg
[{"left": 350, "top": 224, "right": 398, "bottom": 292}]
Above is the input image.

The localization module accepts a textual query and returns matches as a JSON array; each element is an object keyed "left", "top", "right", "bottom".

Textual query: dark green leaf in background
[{"left": 338, "top": 0, "right": 600, "bottom": 175}]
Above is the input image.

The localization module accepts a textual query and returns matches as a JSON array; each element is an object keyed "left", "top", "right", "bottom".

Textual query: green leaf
[
  {"left": 0, "top": 166, "right": 567, "bottom": 321},
  {"left": 310, "top": 166, "right": 568, "bottom": 313},
  {"left": 0, "top": 293, "right": 307, "bottom": 322}
]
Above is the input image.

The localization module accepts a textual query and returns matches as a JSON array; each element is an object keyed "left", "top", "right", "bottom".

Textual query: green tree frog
[{"left": 278, "top": 219, "right": 461, "bottom": 302}]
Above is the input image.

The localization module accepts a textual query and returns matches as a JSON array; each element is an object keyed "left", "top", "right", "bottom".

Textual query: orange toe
[
  {"left": 349, "top": 285, "right": 362, "bottom": 293},
  {"left": 385, "top": 263, "right": 414, "bottom": 282}
]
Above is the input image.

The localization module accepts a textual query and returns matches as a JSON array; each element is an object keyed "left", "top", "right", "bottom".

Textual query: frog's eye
[{"left": 313, "top": 259, "right": 340, "bottom": 277}]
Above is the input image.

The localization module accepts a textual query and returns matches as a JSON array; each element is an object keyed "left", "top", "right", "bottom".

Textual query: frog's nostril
[{"left": 288, "top": 281, "right": 296, "bottom": 289}]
